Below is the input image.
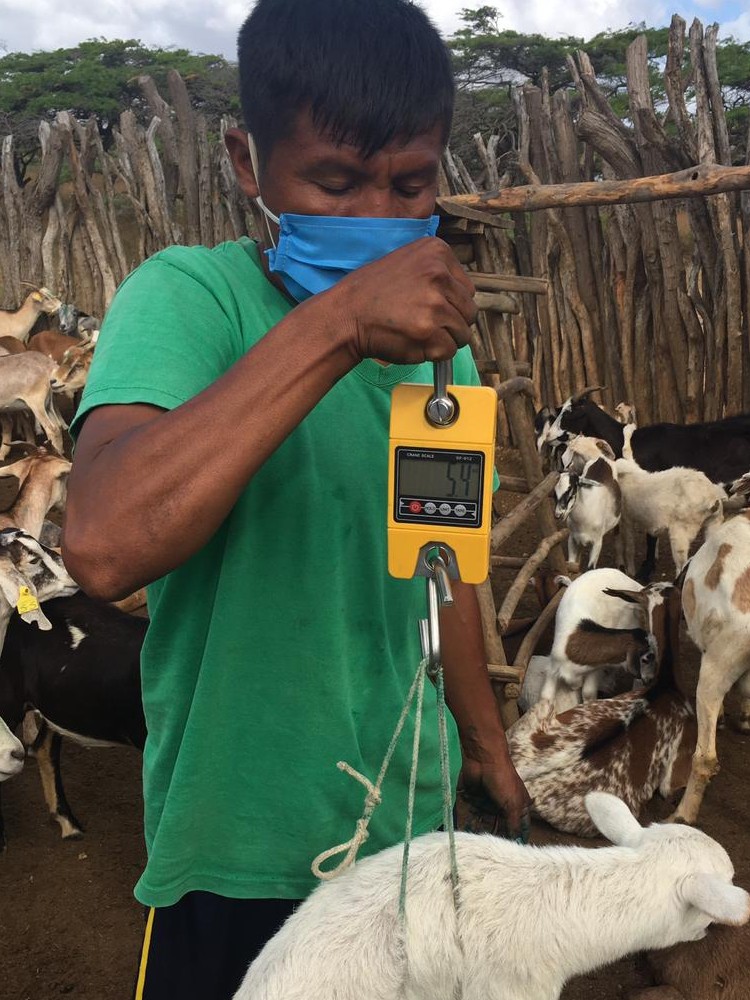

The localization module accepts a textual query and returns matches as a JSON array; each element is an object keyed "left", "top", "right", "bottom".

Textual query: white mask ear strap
[{"left": 247, "top": 134, "right": 280, "bottom": 241}]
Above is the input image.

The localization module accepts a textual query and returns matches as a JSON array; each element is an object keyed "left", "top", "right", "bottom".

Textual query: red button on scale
[{"left": 409, "top": 501, "right": 423, "bottom": 513}]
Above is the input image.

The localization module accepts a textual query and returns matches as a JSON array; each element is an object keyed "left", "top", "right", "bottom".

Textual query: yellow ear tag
[{"left": 16, "top": 587, "right": 39, "bottom": 615}]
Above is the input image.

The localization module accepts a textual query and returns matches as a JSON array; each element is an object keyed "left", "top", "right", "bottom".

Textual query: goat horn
[{"left": 571, "top": 385, "right": 606, "bottom": 403}]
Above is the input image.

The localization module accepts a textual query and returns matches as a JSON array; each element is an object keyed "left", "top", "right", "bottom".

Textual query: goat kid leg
[
  {"left": 35, "top": 725, "right": 84, "bottom": 839},
  {"left": 587, "top": 536, "right": 603, "bottom": 570},
  {"left": 567, "top": 535, "right": 580, "bottom": 568},
  {"left": 667, "top": 527, "right": 694, "bottom": 579},
  {"left": 581, "top": 671, "right": 600, "bottom": 702},
  {"left": 636, "top": 533, "right": 658, "bottom": 583},
  {"left": 0, "top": 415, "right": 11, "bottom": 461},
  {"left": 670, "top": 655, "right": 726, "bottom": 825},
  {"left": 734, "top": 669, "right": 750, "bottom": 733}
]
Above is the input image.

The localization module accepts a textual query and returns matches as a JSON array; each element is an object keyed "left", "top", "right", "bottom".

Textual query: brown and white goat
[
  {"left": 540, "top": 567, "right": 656, "bottom": 704},
  {"left": 670, "top": 513, "right": 750, "bottom": 825},
  {"left": 508, "top": 583, "right": 695, "bottom": 836}
]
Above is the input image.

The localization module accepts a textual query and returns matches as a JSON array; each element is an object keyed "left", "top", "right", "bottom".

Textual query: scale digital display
[{"left": 394, "top": 447, "right": 484, "bottom": 528}]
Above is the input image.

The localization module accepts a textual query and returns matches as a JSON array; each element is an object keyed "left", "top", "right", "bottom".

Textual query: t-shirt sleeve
[{"left": 70, "top": 251, "right": 242, "bottom": 441}]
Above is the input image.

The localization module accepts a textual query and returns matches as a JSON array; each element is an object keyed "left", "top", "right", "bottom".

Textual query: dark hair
[{"left": 237, "top": 0, "right": 454, "bottom": 167}]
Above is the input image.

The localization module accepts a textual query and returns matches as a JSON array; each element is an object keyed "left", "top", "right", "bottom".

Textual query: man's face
[{"left": 227, "top": 109, "right": 444, "bottom": 249}]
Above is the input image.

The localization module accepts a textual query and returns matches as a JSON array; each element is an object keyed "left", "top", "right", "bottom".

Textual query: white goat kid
[
  {"left": 234, "top": 793, "right": 749, "bottom": 1000},
  {"left": 615, "top": 423, "right": 727, "bottom": 577},
  {"left": 0, "top": 288, "right": 62, "bottom": 343},
  {"left": 540, "top": 567, "right": 654, "bottom": 704},
  {"left": 0, "top": 715, "right": 24, "bottom": 781},
  {"left": 671, "top": 513, "right": 750, "bottom": 825}
]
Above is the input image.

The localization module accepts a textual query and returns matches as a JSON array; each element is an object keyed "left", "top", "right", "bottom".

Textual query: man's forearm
[{"left": 439, "top": 580, "right": 513, "bottom": 763}]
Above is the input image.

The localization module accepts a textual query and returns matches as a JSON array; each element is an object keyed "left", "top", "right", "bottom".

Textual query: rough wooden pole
[
  {"left": 496, "top": 528, "right": 569, "bottom": 633},
  {"left": 443, "top": 163, "right": 750, "bottom": 213}
]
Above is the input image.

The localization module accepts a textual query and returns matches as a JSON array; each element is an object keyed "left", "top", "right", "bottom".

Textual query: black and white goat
[
  {"left": 537, "top": 393, "right": 750, "bottom": 483},
  {"left": 536, "top": 392, "right": 750, "bottom": 577},
  {"left": 0, "top": 590, "right": 146, "bottom": 843}
]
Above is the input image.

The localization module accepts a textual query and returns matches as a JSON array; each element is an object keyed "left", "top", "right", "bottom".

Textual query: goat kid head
[
  {"left": 0, "top": 714, "right": 24, "bottom": 782},
  {"left": 0, "top": 450, "right": 71, "bottom": 517},
  {"left": 602, "top": 583, "right": 679, "bottom": 686},
  {"left": 51, "top": 341, "right": 95, "bottom": 393},
  {"left": 0, "top": 528, "right": 78, "bottom": 632},
  {"left": 554, "top": 472, "right": 602, "bottom": 520},
  {"left": 586, "top": 793, "right": 750, "bottom": 936},
  {"left": 28, "top": 287, "right": 62, "bottom": 316},
  {"left": 561, "top": 435, "right": 617, "bottom": 473}
]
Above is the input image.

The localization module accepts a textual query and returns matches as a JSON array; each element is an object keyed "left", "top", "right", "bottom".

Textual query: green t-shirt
[{"left": 72, "top": 238, "right": 489, "bottom": 907}]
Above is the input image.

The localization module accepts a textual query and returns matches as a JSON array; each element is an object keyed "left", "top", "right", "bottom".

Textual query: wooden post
[{"left": 442, "top": 163, "right": 750, "bottom": 213}]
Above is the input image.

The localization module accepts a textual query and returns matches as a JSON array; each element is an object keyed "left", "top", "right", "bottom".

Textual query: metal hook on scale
[{"left": 419, "top": 361, "right": 460, "bottom": 674}]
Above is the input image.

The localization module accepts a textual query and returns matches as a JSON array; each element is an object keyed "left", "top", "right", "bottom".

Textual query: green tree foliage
[
  {"left": 0, "top": 39, "right": 238, "bottom": 124},
  {"left": 0, "top": 39, "right": 239, "bottom": 182},
  {"left": 448, "top": 8, "right": 750, "bottom": 170}
]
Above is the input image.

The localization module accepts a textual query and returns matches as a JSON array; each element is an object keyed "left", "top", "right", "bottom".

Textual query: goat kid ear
[
  {"left": 681, "top": 874, "right": 750, "bottom": 926},
  {"left": 595, "top": 440, "right": 616, "bottom": 460},
  {"left": 584, "top": 792, "right": 643, "bottom": 847},
  {"left": 603, "top": 587, "right": 646, "bottom": 607}
]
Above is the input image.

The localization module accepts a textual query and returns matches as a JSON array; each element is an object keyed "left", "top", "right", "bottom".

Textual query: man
[{"left": 62, "top": 1, "right": 531, "bottom": 997}]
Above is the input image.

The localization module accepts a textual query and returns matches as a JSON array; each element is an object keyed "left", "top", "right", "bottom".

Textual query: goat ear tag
[{"left": 16, "top": 586, "right": 40, "bottom": 615}]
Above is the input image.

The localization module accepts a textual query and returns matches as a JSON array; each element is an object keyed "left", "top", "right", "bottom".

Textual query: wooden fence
[
  {"left": 2, "top": 14, "right": 749, "bottom": 426},
  {"left": 0, "top": 70, "right": 254, "bottom": 318},
  {"left": 440, "top": 14, "right": 750, "bottom": 423}
]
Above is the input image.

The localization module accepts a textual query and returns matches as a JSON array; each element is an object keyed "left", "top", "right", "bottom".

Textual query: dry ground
[{"left": 1, "top": 449, "right": 749, "bottom": 999}]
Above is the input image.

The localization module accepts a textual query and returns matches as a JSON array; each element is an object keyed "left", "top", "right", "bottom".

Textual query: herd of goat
[
  {"left": 2, "top": 291, "right": 750, "bottom": 997},
  {"left": 0, "top": 288, "right": 145, "bottom": 846}
]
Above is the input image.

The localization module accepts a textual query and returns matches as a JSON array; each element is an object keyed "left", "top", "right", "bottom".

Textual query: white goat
[
  {"left": 540, "top": 567, "right": 654, "bottom": 703},
  {"left": 554, "top": 455, "right": 621, "bottom": 569},
  {"left": 234, "top": 793, "right": 749, "bottom": 1000},
  {"left": 615, "top": 425, "right": 727, "bottom": 577},
  {"left": 671, "top": 513, "right": 750, "bottom": 825},
  {"left": 0, "top": 714, "right": 24, "bottom": 781},
  {"left": 0, "top": 288, "right": 62, "bottom": 342}
]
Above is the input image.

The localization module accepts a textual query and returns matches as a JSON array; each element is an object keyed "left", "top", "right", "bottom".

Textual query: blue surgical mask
[{"left": 247, "top": 134, "right": 440, "bottom": 303}]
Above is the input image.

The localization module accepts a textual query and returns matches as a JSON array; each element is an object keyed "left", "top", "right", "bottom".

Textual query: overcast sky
[{"left": 0, "top": 0, "right": 747, "bottom": 61}]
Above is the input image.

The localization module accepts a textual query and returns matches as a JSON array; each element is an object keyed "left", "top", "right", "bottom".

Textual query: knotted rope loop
[{"left": 310, "top": 658, "right": 427, "bottom": 881}]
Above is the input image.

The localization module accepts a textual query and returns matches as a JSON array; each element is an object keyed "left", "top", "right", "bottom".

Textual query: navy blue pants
[{"left": 134, "top": 893, "right": 300, "bottom": 1000}]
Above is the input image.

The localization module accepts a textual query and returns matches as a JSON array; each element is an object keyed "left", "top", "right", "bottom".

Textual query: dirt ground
[{"left": 1, "top": 449, "right": 750, "bottom": 1000}]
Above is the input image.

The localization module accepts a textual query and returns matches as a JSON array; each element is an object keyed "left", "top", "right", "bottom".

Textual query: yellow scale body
[{"left": 388, "top": 380, "right": 497, "bottom": 584}]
